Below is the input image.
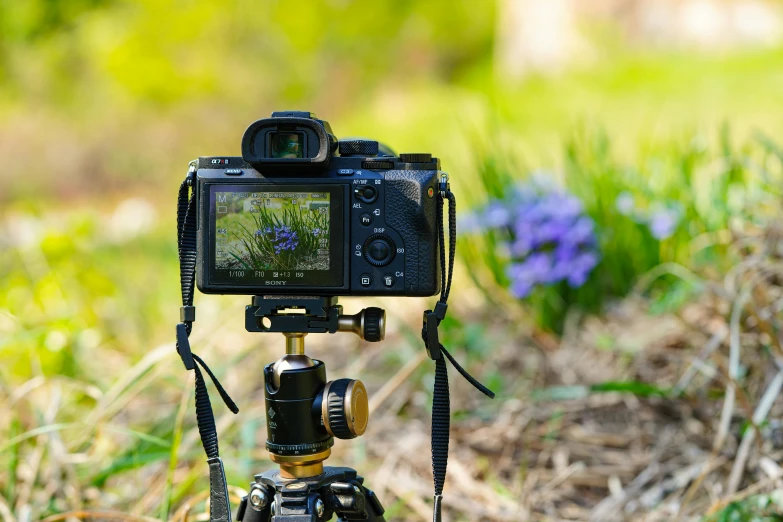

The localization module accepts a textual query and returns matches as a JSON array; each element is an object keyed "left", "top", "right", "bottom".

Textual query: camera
[{"left": 194, "top": 111, "right": 443, "bottom": 296}]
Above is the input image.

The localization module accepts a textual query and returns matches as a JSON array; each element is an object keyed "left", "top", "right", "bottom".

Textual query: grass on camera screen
[{"left": 215, "top": 191, "right": 330, "bottom": 272}]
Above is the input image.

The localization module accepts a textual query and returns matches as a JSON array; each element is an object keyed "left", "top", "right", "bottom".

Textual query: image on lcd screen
[{"left": 215, "top": 191, "right": 330, "bottom": 272}]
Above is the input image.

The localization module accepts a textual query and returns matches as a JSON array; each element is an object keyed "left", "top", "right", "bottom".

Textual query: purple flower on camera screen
[
  {"left": 256, "top": 226, "right": 274, "bottom": 238},
  {"left": 312, "top": 228, "right": 321, "bottom": 237},
  {"left": 272, "top": 225, "right": 299, "bottom": 254}
]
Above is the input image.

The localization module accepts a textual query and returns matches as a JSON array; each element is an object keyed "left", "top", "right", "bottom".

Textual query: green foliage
[
  {"left": 0, "top": 206, "right": 184, "bottom": 517},
  {"left": 532, "top": 380, "right": 671, "bottom": 401},
  {"left": 0, "top": 0, "right": 495, "bottom": 107},
  {"left": 705, "top": 491, "right": 783, "bottom": 522}
]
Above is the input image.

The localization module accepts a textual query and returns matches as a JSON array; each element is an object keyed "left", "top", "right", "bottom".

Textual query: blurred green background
[{"left": 4, "top": 1, "right": 783, "bottom": 521}]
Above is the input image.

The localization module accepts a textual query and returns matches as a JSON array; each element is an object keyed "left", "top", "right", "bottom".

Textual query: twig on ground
[{"left": 726, "top": 369, "right": 783, "bottom": 495}]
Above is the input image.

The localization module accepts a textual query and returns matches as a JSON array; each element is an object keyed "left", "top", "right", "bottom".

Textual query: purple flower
[
  {"left": 566, "top": 217, "right": 595, "bottom": 246},
  {"left": 256, "top": 226, "right": 273, "bottom": 237},
  {"left": 615, "top": 192, "right": 635, "bottom": 216},
  {"left": 510, "top": 277, "right": 534, "bottom": 298},
  {"left": 489, "top": 184, "right": 601, "bottom": 297},
  {"left": 483, "top": 202, "right": 513, "bottom": 228},
  {"left": 461, "top": 182, "right": 601, "bottom": 298},
  {"left": 534, "top": 218, "right": 573, "bottom": 245},
  {"left": 565, "top": 252, "right": 599, "bottom": 288},
  {"left": 648, "top": 209, "right": 679, "bottom": 240},
  {"left": 313, "top": 228, "right": 321, "bottom": 237},
  {"left": 272, "top": 225, "right": 299, "bottom": 254}
]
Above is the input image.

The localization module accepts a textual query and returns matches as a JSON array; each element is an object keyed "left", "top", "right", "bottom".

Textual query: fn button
[{"left": 360, "top": 213, "right": 372, "bottom": 226}]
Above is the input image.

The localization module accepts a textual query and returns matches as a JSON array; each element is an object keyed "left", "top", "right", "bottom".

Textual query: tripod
[{"left": 235, "top": 296, "right": 386, "bottom": 522}]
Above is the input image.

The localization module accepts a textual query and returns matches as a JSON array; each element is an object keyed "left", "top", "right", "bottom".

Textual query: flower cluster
[
  {"left": 272, "top": 225, "right": 299, "bottom": 254},
  {"left": 462, "top": 182, "right": 600, "bottom": 298},
  {"left": 257, "top": 225, "right": 299, "bottom": 254},
  {"left": 615, "top": 191, "right": 681, "bottom": 240}
]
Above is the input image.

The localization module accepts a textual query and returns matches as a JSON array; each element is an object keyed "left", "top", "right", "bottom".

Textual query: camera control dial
[{"left": 363, "top": 234, "right": 396, "bottom": 267}]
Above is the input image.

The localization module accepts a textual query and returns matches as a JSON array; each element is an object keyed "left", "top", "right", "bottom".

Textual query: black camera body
[{"left": 194, "top": 111, "right": 443, "bottom": 297}]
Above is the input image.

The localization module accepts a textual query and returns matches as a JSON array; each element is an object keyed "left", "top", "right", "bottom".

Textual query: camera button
[
  {"left": 360, "top": 274, "right": 372, "bottom": 287},
  {"left": 382, "top": 274, "right": 395, "bottom": 287},
  {"left": 337, "top": 169, "right": 354, "bottom": 176},
  {"left": 369, "top": 241, "right": 389, "bottom": 261},
  {"left": 363, "top": 234, "right": 396, "bottom": 266},
  {"left": 360, "top": 213, "right": 372, "bottom": 226}
]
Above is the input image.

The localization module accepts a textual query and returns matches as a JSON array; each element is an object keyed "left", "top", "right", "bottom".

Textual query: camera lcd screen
[{"left": 210, "top": 184, "right": 344, "bottom": 287}]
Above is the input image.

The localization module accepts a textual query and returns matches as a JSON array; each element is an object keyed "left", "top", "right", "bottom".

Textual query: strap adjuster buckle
[
  {"left": 176, "top": 323, "right": 195, "bottom": 370},
  {"left": 422, "top": 311, "right": 442, "bottom": 360}
]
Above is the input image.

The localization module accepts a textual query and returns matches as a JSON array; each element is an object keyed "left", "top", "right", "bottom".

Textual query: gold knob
[{"left": 322, "top": 379, "right": 369, "bottom": 439}]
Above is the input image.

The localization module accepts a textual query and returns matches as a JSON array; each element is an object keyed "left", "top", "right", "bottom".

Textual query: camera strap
[
  {"left": 421, "top": 178, "right": 496, "bottom": 522},
  {"left": 176, "top": 162, "right": 239, "bottom": 522}
]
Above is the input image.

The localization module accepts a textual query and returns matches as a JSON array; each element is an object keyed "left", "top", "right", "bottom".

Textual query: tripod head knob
[
  {"left": 337, "top": 307, "right": 385, "bottom": 341},
  {"left": 322, "top": 378, "right": 369, "bottom": 439},
  {"left": 362, "top": 307, "right": 384, "bottom": 342}
]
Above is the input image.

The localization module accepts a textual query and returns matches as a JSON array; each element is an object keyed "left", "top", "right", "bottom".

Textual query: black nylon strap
[
  {"left": 176, "top": 163, "right": 238, "bottom": 522},
  {"left": 423, "top": 182, "right": 495, "bottom": 522}
]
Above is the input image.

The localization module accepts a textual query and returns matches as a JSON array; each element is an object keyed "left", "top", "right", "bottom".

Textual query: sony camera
[{"left": 194, "top": 111, "right": 443, "bottom": 296}]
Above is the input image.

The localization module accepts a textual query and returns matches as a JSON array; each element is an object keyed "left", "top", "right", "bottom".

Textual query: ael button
[{"left": 354, "top": 185, "right": 378, "bottom": 204}]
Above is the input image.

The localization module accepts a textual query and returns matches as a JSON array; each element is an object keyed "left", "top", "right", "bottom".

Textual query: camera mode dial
[{"left": 363, "top": 234, "right": 396, "bottom": 267}]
